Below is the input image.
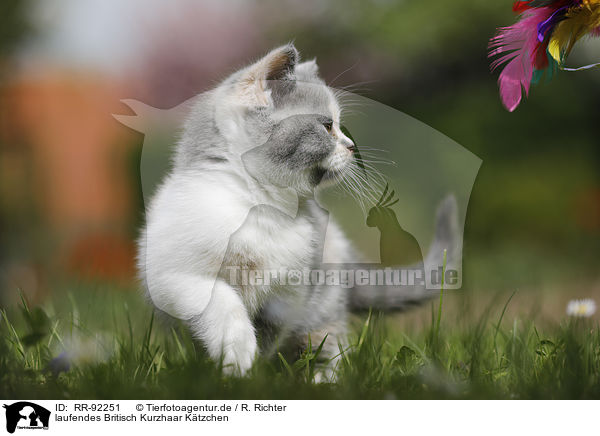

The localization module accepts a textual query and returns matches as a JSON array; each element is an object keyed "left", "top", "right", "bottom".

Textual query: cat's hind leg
[{"left": 301, "top": 320, "right": 348, "bottom": 383}]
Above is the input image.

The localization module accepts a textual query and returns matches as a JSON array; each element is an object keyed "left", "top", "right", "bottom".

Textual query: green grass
[{"left": 1, "top": 283, "right": 600, "bottom": 400}]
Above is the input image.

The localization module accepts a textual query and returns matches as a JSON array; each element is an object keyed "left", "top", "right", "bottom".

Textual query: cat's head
[{"left": 201, "top": 43, "right": 357, "bottom": 195}]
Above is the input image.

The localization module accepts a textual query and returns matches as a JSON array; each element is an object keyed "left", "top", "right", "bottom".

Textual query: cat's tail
[{"left": 348, "top": 194, "right": 461, "bottom": 311}]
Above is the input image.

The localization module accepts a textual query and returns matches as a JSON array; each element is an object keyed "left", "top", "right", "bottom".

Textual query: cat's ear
[
  {"left": 235, "top": 43, "right": 299, "bottom": 106},
  {"left": 261, "top": 43, "right": 299, "bottom": 81},
  {"left": 296, "top": 59, "right": 319, "bottom": 78}
]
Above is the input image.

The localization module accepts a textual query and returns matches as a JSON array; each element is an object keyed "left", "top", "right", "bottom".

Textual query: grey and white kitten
[{"left": 138, "top": 44, "right": 457, "bottom": 377}]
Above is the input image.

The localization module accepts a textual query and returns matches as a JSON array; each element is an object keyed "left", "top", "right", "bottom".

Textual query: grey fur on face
[{"left": 243, "top": 113, "right": 335, "bottom": 189}]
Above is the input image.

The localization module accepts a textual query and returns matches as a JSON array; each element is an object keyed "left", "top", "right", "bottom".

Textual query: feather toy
[{"left": 489, "top": 0, "right": 600, "bottom": 111}]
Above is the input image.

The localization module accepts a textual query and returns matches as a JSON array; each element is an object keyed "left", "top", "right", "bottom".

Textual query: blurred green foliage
[
  {"left": 0, "top": 0, "right": 597, "bottom": 292},
  {"left": 0, "top": 0, "right": 31, "bottom": 59},
  {"left": 263, "top": 0, "right": 600, "bottom": 287}
]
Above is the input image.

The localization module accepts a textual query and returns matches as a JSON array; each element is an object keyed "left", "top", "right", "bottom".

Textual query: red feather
[
  {"left": 513, "top": 1, "right": 533, "bottom": 13},
  {"left": 534, "top": 40, "right": 550, "bottom": 70}
]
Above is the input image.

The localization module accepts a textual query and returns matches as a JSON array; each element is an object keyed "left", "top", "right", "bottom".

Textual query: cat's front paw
[{"left": 220, "top": 324, "right": 257, "bottom": 376}]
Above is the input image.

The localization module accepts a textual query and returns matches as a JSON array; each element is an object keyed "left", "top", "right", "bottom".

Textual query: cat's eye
[{"left": 323, "top": 121, "right": 333, "bottom": 133}]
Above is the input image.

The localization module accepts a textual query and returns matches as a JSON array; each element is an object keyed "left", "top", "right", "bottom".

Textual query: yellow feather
[
  {"left": 548, "top": 38, "right": 562, "bottom": 63},
  {"left": 548, "top": 3, "right": 600, "bottom": 64}
]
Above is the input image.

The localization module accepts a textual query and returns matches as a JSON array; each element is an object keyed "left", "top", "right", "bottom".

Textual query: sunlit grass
[{"left": 1, "top": 284, "right": 599, "bottom": 400}]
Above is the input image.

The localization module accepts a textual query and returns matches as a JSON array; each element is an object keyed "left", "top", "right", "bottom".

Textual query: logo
[
  {"left": 3, "top": 402, "right": 50, "bottom": 434},
  {"left": 114, "top": 75, "right": 481, "bottom": 321}
]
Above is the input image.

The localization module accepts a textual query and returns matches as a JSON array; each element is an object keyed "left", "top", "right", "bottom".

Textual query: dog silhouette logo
[{"left": 3, "top": 402, "right": 50, "bottom": 433}]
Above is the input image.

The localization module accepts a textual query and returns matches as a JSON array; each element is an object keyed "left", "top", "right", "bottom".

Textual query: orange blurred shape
[
  {"left": 66, "top": 233, "right": 136, "bottom": 281},
  {"left": 4, "top": 72, "right": 134, "bottom": 229},
  {"left": 574, "top": 187, "right": 600, "bottom": 232},
  {"left": 2, "top": 71, "right": 140, "bottom": 282}
]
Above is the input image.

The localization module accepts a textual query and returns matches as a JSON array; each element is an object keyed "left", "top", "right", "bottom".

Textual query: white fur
[{"left": 141, "top": 169, "right": 352, "bottom": 375}]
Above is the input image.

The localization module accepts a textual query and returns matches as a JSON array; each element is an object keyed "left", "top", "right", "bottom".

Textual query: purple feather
[{"left": 537, "top": 6, "right": 569, "bottom": 42}]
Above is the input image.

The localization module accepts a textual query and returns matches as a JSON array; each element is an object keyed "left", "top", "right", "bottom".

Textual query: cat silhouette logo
[{"left": 3, "top": 402, "right": 50, "bottom": 433}]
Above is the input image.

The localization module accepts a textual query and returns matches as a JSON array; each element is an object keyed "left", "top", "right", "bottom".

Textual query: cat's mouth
[
  {"left": 316, "top": 162, "right": 351, "bottom": 185},
  {"left": 321, "top": 167, "right": 342, "bottom": 181},
  {"left": 311, "top": 143, "right": 355, "bottom": 186},
  {"left": 317, "top": 152, "right": 354, "bottom": 186},
  {"left": 310, "top": 165, "right": 340, "bottom": 187}
]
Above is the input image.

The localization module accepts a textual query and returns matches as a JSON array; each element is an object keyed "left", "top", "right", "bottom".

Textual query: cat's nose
[{"left": 339, "top": 132, "right": 355, "bottom": 152}]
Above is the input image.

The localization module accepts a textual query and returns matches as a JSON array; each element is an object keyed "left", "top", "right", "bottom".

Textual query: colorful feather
[{"left": 490, "top": 0, "right": 600, "bottom": 111}]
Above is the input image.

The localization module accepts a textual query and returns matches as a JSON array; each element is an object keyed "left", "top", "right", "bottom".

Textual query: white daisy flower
[{"left": 566, "top": 299, "right": 597, "bottom": 318}]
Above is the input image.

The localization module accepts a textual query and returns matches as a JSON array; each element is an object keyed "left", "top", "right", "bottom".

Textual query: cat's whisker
[
  {"left": 352, "top": 176, "right": 386, "bottom": 206},
  {"left": 334, "top": 80, "right": 378, "bottom": 93},
  {"left": 342, "top": 164, "right": 385, "bottom": 210},
  {"left": 358, "top": 150, "right": 392, "bottom": 157},
  {"left": 339, "top": 108, "right": 367, "bottom": 118},
  {"left": 358, "top": 152, "right": 396, "bottom": 165},
  {"left": 343, "top": 169, "right": 364, "bottom": 199},
  {"left": 357, "top": 157, "right": 397, "bottom": 167},
  {"left": 328, "top": 62, "right": 360, "bottom": 88},
  {"left": 337, "top": 174, "right": 366, "bottom": 212},
  {"left": 357, "top": 148, "right": 390, "bottom": 154},
  {"left": 336, "top": 99, "right": 365, "bottom": 107},
  {"left": 352, "top": 160, "right": 388, "bottom": 186},
  {"left": 338, "top": 167, "right": 369, "bottom": 212}
]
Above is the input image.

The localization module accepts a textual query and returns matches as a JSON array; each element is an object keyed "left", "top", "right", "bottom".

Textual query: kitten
[{"left": 138, "top": 44, "right": 458, "bottom": 377}]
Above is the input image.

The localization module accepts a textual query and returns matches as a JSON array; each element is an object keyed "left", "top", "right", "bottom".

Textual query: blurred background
[{"left": 1, "top": 0, "right": 599, "bottom": 314}]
